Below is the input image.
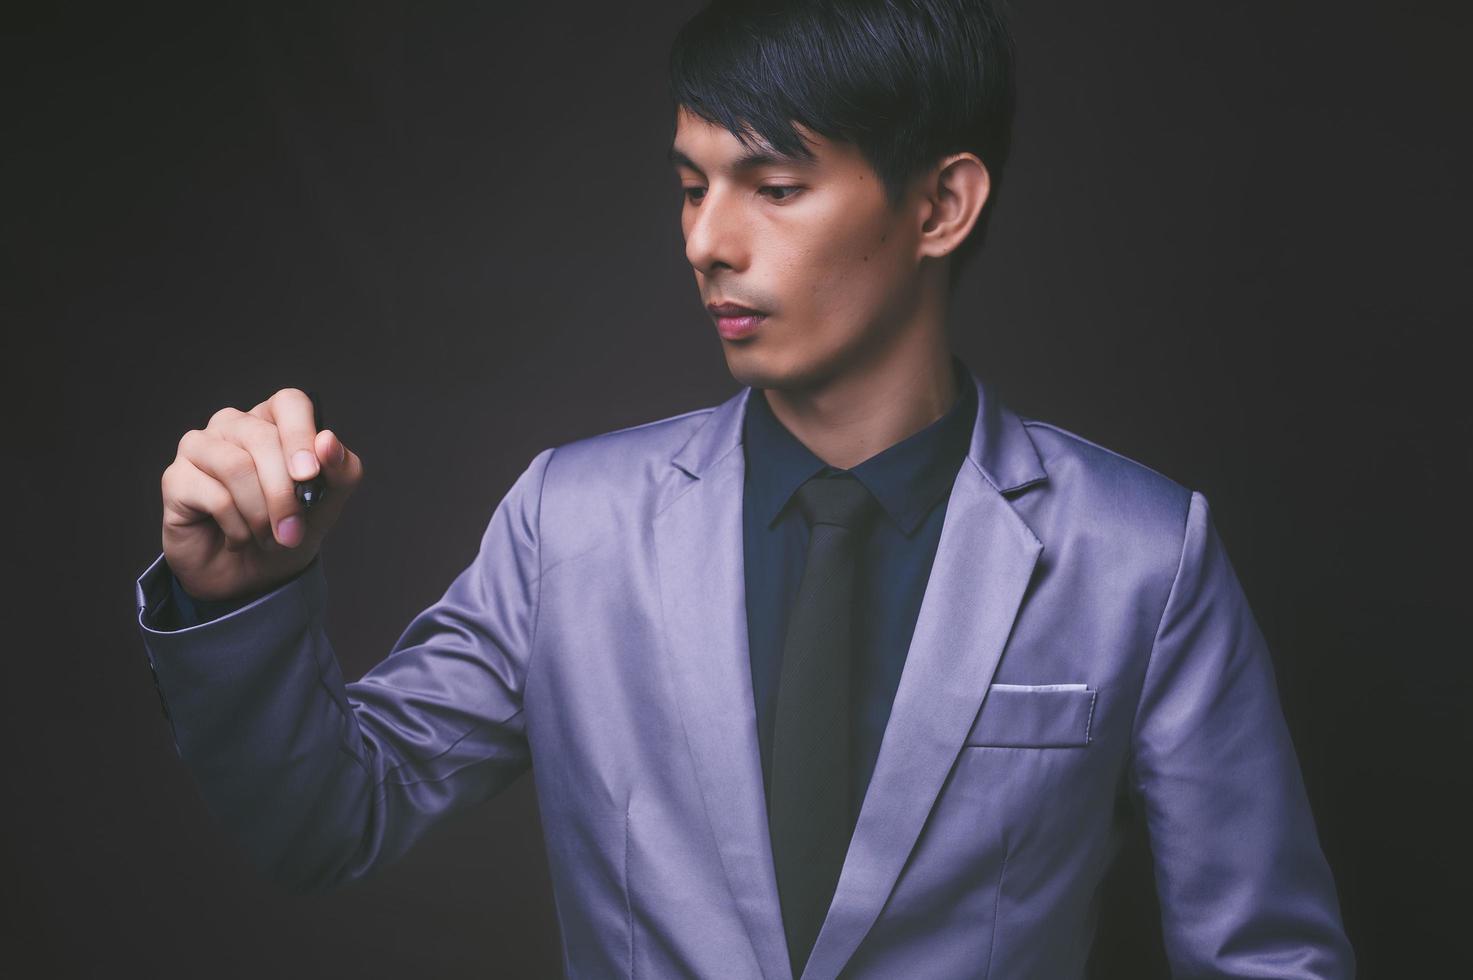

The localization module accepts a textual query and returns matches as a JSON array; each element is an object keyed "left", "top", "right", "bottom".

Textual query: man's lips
[
  {"left": 706, "top": 302, "right": 766, "bottom": 317},
  {"left": 708, "top": 304, "right": 768, "bottom": 340}
]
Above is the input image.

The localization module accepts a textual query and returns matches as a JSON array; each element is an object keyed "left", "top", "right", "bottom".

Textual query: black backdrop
[{"left": 7, "top": 2, "right": 1468, "bottom": 976}]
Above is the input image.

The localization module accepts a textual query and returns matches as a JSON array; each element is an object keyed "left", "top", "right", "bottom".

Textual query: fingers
[
  {"left": 161, "top": 456, "right": 255, "bottom": 551},
  {"left": 177, "top": 425, "right": 278, "bottom": 551},
  {"left": 252, "top": 387, "right": 321, "bottom": 483},
  {"left": 173, "top": 390, "right": 358, "bottom": 555},
  {"left": 198, "top": 406, "right": 303, "bottom": 548}
]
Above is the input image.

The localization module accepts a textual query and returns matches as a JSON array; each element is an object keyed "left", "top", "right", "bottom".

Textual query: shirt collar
[{"left": 742, "top": 353, "right": 979, "bottom": 536}]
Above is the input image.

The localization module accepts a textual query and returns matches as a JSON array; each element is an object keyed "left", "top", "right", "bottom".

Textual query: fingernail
[
  {"left": 291, "top": 450, "right": 317, "bottom": 480},
  {"left": 278, "top": 515, "right": 303, "bottom": 547},
  {"left": 333, "top": 436, "right": 345, "bottom": 465}
]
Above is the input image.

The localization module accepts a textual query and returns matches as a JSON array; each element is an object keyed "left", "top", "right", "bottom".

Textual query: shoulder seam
[{"left": 1021, "top": 418, "right": 1179, "bottom": 487}]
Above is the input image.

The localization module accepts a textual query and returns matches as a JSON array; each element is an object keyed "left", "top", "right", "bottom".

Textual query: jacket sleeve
[
  {"left": 1127, "top": 490, "right": 1355, "bottom": 978},
  {"left": 133, "top": 446, "right": 556, "bottom": 894}
]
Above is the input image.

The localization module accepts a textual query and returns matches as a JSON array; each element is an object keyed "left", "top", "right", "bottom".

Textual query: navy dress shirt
[
  {"left": 742, "top": 353, "right": 978, "bottom": 836},
  {"left": 166, "top": 353, "right": 980, "bottom": 841}
]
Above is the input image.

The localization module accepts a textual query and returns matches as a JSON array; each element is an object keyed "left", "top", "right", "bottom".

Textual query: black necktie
[{"left": 768, "top": 471, "right": 882, "bottom": 980}]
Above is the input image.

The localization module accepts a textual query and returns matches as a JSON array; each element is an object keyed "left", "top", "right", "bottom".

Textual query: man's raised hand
[{"left": 160, "top": 386, "right": 364, "bottom": 603}]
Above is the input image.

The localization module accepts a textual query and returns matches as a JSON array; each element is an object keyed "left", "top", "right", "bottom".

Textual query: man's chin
[
  {"left": 721, "top": 347, "right": 788, "bottom": 392},
  {"left": 722, "top": 346, "right": 832, "bottom": 394}
]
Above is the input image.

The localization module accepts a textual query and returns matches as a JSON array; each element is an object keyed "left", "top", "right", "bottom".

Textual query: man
[{"left": 134, "top": 1, "right": 1354, "bottom": 977}]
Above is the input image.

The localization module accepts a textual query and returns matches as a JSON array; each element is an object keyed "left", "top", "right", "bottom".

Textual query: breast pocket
[{"left": 964, "top": 683, "right": 1097, "bottom": 748}]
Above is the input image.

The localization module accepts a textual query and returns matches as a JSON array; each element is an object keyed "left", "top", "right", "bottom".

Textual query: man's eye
[{"left": 681, "top": 186, "right": 800, "bottom": 203}]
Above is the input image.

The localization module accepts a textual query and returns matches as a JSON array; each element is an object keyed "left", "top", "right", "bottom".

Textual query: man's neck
[{"left": 762, "top": 333, "right": 959, "bottom": 471}]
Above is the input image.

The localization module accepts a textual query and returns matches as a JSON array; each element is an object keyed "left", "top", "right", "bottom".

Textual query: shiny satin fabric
[{"left": 134, "top": 369, "right": 1354, "bottom": 979}]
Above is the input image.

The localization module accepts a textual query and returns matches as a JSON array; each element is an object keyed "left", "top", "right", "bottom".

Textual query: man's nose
[{"left": 684, "top": 186, "right": 748, "bottom": 274}]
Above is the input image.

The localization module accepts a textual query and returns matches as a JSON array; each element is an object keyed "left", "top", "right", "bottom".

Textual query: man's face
[{"left": 670, "top": 106, "right": 928, "bottom": 393}]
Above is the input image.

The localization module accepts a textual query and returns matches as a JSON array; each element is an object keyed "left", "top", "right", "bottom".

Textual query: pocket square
[{"left": 965, "top": 683, "right": 1097, "bottom": 747}]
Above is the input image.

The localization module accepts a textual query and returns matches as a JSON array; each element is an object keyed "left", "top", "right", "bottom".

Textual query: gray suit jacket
[{"left": 134, "top": 368, "right": 1354, "bottom": 978}]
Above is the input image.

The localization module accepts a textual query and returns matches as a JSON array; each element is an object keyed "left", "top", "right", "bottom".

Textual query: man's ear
[{"left": 917, "top": 153, "right": 991, "bottom": 260}]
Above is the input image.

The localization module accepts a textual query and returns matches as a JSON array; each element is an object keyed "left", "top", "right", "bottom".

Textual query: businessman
[{"left": 134, "top": 1, "right": 1354, "bottom": 977}]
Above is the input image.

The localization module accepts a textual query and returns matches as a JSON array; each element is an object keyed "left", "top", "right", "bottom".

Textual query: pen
[{"left": 295, "top": 389, "right": 328, "bottom": 510}]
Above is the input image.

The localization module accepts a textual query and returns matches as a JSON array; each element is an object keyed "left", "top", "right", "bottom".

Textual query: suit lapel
[
  {"left": 653, "top": 371, "right": 1047, "bottom": 980},
  {"left": 654, "top": 386, "right": 795, "bottom": 980}
]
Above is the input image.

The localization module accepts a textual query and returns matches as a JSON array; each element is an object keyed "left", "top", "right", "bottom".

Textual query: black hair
[{"left": 667, "top": 0, "right": 1017, "bottom": 290}]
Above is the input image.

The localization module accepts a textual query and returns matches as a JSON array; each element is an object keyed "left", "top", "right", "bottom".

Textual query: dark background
[{"left": 7, "top": 1, "right": 1468, "bottom": 976}]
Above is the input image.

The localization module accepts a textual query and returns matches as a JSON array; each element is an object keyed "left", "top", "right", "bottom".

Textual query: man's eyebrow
[{"left": 667, "top": 144, "right": 812, "bottom": 175}]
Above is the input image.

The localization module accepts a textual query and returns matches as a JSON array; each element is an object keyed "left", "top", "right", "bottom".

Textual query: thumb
[
  {"left": 301, "top": 428, "right": 363, "bottom": 526},
  {"left": 315, "top": 429, "right": 360, "bottom": 485}
]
